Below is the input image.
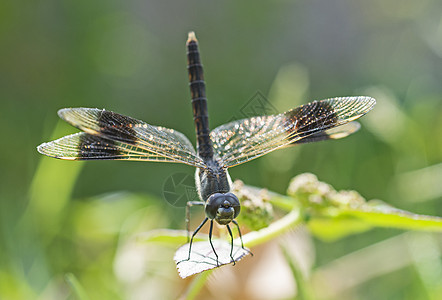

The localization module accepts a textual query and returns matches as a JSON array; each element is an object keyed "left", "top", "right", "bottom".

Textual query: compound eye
[
  {"left": 225, "top": 192, "right": 240, "bottom": 218},
  {"left": 205, "top": 192, "right": 241, "bottom": 223},
  {"left": 205, "top": 193, "right": 224, "bottom": 220}
]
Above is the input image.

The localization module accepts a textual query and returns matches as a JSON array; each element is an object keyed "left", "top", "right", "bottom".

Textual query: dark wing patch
[
  {"left": 285, "top": 100, "right": 338, "bottom": 138},
  {"left": 59, "top": 108, "right": 145, "bottom": 144},
  {"left": 78, "top": 134, "right": 121, "bottom": 159},
  {"left": 290, "top": 121, "right": 361, "bottom": 145},
  {"left": 95, "top": 110, "right": 140, "bottom": 144}
]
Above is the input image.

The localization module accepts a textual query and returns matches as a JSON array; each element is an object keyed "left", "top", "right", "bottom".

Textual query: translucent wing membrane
[
  {"left": 38, "top": 108, "right": 205, "bottom": 168},
  {"left": 291, "top": 121, "right": 361, "bottom": 145},
  {"left": 210, "top": 96, "right": 375, "bottom": 168},
  {"left": 38, "top": 132, "right": 186, "bottom": 161}
]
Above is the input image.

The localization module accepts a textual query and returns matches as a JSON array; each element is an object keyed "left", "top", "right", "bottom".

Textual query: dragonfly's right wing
[{"left": 37, "top": 108, "right": 206, "bottom": 168}]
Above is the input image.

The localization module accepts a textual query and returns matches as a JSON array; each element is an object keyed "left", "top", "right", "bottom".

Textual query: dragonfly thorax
[
  {"left": 205, "top": 192, "right": 240, "bottom": 225},
  {"left": 196, "top": 158, "right": 233, "bottom": 201}
]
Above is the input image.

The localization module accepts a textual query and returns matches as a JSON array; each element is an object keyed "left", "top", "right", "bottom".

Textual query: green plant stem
[
  {"left": 242, "top": 206, "right": 303, "bottom": 248},
  {"left": 268, "top": 194, "right": 298, "bottom": 211},
  {"left": 65, "top": 273, "right": 90, "bottom": 300},
  {"left": 281, "top": 244, "right": 313, "bottom": 300},
  {"left": 183, "top": 270, "right": 213, "bottom": 300}
]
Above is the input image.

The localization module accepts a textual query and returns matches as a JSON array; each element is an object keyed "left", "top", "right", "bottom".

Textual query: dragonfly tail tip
[{"left": 187, "top": 31, "right": 197, "bottom": 43}]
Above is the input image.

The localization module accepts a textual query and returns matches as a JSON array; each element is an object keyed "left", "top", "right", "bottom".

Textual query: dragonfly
[{"left": 37, "top": 31, "right": 376, "bottom": 267}]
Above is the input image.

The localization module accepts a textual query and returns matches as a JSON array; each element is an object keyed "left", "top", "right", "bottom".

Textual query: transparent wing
[
  {"left": 210, "top": 96, "right": 375, "bottom": 168},
  {"left": 37, "top": 132, "right": 190, "bottom": 161},
  {"left": 37, "top": 108, "right": 205, "bottom": 168}
]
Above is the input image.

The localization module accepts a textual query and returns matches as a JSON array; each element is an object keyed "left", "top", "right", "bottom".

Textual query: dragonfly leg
[
  {"left": 179, "top": 216, "right": 208, "bottom": 264},
  {"left": 232, "top": 220, "right": 253, "bottom": 256},
  {"left": 226, "top": 224, "right": 235, "bottom": 265},
  {"left": 208, "top": 220, "right": 219, "bottom": 266},
  {"left": 186, "top": 201, "right": 205, "bottom": 243}
]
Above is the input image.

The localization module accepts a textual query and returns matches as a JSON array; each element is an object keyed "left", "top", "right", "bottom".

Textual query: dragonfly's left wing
[
  {"left": 37, "top": 108, "right": 206, "bottom": 168},
  {"left": 290, "top": 121, "right": 361, "bottom": 145},
  {"left": 210, "top": 96, "right": 375, "bottom": 168}
]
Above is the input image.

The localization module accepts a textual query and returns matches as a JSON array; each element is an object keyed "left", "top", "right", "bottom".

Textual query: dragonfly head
[{"left": 205, "top": 192, "right": 240, "bottom": 225}]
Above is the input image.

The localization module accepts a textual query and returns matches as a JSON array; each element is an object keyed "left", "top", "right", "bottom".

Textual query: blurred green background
[{"left": 1, "top": 0, "right": 441, "bottom": 299}]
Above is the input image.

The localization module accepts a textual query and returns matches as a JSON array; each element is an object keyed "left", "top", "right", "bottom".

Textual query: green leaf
[
  {"left": 287, "top": 173, "right": 442, "bottom": 241},
  {"left": 340, "top": 201, "right": 442, "bottom": 231},
  {"left": 136, "top": 229, "right": 206, "bottom": 246},
  {"left": 30, "top": 121, "right": 84, "bottom": 236},
  {"left": 174, "top": 241, "right": 251, "bottom": 278}
]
